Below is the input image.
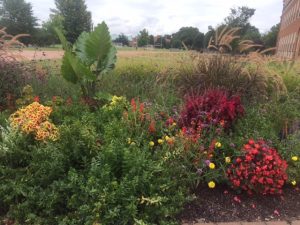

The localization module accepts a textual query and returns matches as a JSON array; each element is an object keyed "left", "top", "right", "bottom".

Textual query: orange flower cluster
[{"left": 9, "top": 102, "right": 59, "bottom": 141}]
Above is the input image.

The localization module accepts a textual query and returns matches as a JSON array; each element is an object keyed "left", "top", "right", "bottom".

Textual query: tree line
[{"left": 0, "top": 0, "right": 280, "bottom": 50}]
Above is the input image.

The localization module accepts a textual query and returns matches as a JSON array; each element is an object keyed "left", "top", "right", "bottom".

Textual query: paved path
[{"left": 182, "top": 221, "right": 300, "bottom": 225}]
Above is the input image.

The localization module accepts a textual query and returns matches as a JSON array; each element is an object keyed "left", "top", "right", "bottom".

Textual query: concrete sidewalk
[{"left": 183, "top": 221, "right": 300, "bottom": 225}]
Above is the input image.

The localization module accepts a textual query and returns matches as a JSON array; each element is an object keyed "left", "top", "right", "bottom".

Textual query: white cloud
[{"left": 29, "top": 0, "right": 283, "bottom": 36}]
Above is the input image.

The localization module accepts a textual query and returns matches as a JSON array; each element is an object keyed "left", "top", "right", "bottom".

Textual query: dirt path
[
  {"left": 11, "top": 50, "right": 64, "bottom": 60},
  {"left": 11, "top": 49, "right": 181, "bottom": 61}
]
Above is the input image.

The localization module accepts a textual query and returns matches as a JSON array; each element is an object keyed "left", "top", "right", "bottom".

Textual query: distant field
[{"left": 12, "top": 48, "right": 186, "bottom": 67}]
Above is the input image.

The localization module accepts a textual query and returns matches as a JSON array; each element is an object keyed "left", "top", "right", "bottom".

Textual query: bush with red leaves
[
  {"left": 178, "top": 89, "right": 244, "bottom": 130},
  {"left": 227, "top": 139, "right": 288, "bottom": 195}
]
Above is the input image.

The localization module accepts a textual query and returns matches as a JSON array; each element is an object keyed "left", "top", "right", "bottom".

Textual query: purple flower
[{"left": 205, "top": 160, "right": 211, "bottom": 166}]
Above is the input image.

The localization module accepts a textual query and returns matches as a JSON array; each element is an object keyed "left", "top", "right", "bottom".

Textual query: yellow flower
[
  {"left": 292, "top": 180, "right": 297, "bottom": 186},
  {"left": 209, "top": 163, "right": 216, "bottom": 169},
  {"left": 292, "top": 156, "right": 299, "bottom": 162},
  {"left": 208, "top": 181, "right": 216, "bottom": 189},
  {"left": 158, "top": 139, "right": 164, "bottom": 145},
  {"left": 225, "top": 157, "right": 231, "bottom": 164},
  {"left": 165, "top": 136, "right": 170, "bottom": 141},
  {"left": 215, "top": 142, "right": 222, "bottom": 148},
  {"left": 127, "top": 138, "right": 132, "bottom": 144},
  {"left": 172, "top": 122, "right": 177, "bottom": 126},
  {"left": 149, "top": 141, "right": 155, "bottom": 147}
]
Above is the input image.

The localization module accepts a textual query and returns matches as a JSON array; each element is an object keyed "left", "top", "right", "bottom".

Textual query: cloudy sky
[{"left": 29, "top": 0, "right": 283, "bottom": 37}]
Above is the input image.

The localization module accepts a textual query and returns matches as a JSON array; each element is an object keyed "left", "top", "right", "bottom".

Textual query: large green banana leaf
[
  {"left": 61, "top": 51, "right": 96, "bottom": 84},
  {"left": 74, "top": 22, "right": 117, "bottom": 74}
]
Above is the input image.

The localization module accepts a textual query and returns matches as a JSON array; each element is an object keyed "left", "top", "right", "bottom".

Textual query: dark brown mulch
[{"left": 178, "top": 185, "right": 300, "bottom": 223}]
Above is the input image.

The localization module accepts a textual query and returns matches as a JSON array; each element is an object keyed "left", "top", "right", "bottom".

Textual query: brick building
[{"left": 277, "top": 0, "right": 300, "bottom": 59}]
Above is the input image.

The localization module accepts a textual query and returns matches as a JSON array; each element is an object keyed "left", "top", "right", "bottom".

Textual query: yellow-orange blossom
[{"left": 9, "top": 102, "right": 59, "bottom": 141}]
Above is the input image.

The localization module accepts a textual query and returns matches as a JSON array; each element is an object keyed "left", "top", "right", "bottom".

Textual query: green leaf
[
  {"left": 74, "top": 31, "right": 91, "bottom": 64},
  {"left": 54, "top": 27, "right": 70, "bottom": 51},
  {"left": 61, "top": 52, "right": 96, "bottom": 84},
  {"left": 85, "top": 22, "right": 111, "bottom": 63},
  {"left": 98, "top": 45, "right": 117, "bottom": 75},
  {"left": 94, "top": 91, "right": 113, "bottom": 101},
  {"left": 61, "top": 52, "right": 78, "bottom": 84}
]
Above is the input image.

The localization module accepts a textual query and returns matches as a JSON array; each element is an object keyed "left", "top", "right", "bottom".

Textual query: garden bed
[{"left": 179, "top": 185, "right": 300, "bottom": 223}]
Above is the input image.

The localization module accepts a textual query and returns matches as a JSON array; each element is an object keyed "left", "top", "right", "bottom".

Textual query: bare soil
[{"left": 178, "top": 185, "right": 300, "bottom": 223}]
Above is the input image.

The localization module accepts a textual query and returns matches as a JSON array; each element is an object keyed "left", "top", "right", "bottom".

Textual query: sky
[{"left": 29, "top": 0, "right": 283, "bottom": 37}]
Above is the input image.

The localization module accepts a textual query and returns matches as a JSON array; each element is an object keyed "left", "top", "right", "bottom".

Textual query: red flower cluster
[
  {"left": 227, "top": 139, "right": 288, "bottom": 195},
  {"left": 179, "top": 89, "right": 244, "bottom": 131}
]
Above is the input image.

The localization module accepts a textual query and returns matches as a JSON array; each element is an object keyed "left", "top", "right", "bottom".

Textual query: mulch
[{"left": 178, "top": 185, "right": 300, "bottom": 223}]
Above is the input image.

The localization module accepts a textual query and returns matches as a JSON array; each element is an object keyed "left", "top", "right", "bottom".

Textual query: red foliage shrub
[
  {"left": 227, "top": 139, "right": 288, "bottom": 195},
  {"left": 178, "top": 89, "right": 244, "bottom": 130}
]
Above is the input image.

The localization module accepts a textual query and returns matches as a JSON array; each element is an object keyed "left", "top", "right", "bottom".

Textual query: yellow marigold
[
  {"left": 225, "top": 157, "right": 231, "bottom": 164},
  {"left": 209, "top": 163, "right": 216, "bottom": 169},
  {"left": 149, "top": 141, "right": 155, "bottom": 147},
  {"left": 208, "top": 181, "right": 216, "bottom": 189},
  {"left": 158, "top": 139, "right": 164, "bottom": 145},
  {"left": 215, "top": 142, "right": 222, "bottom": 148},
  {"left": 292, "top": 156, "right": 299, "bottom": 162}
]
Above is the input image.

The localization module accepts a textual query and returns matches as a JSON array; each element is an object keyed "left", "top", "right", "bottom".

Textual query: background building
[{"left": 277, "top": 0, "right": 300, "bottom": 59}]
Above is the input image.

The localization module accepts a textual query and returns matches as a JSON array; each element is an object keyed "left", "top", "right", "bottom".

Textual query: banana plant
[{"left": 55, "top": 22, "right": 117, "bottom": 97}]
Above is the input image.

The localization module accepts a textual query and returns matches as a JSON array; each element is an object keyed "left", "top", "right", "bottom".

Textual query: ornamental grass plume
[{"left": 9, "top": 102, "right": 59, "bottom": 141}]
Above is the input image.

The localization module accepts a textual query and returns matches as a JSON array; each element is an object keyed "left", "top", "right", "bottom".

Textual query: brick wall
[{"left": 277, "top": 0, "right": 300, "bottom": 59}]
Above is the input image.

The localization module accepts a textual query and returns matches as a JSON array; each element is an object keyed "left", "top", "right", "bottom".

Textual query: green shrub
[
  {"left": 279, "top": 131, "right": 300, "bottom": 183},
  {"left": 0, "top": 102, "right": 191, "bottom": 224},
  {"left": 98, "top": 64, "right": 180, "bottom": 110},
  {"left": 25, "top": 60, "right": 80, "bottom": 101},
  {"left": 0, "top": 60, "right": 29, "bottom": 110}
]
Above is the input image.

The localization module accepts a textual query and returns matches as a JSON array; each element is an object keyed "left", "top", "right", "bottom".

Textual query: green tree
[
  {"left": 114, "top": 33, "right": 129, "bottom": 46},
  {"left": 32, "top": 14, "right": 65, "bottom": 46},
  {"left": 0, "top": 0, "right": 37, "bottom": 44},
  {"left": 137, "top": 29, "right": 149, "bottom": 47},
  {"left": 53, "top": 0, "right": 92, "bottom": 44},
  {"left": 171, "top": 27, "right": 204, "bottom": 50},
  {"left": 149, "top": 35, "right": 154, "bottom": 45},
  {"left": 243, "top": 25, "right": 262, "bottom": 42},
  {"left": 262, "top": 23, "right": 280, "bottom": 48},
  {"left": 224, "top": 6, "right": 255, "bottom": 35},
  {"left": 223, "top": 6, "right": 262, "bottom": 52}
]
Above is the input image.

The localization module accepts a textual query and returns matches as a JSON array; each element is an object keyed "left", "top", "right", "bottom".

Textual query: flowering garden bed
[{"left": 1, "top": 24, "right": 300, "bottom": 224}]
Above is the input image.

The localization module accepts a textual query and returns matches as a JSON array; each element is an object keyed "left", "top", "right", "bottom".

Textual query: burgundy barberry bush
[
  {"left": 178, "top": 89, "right": 244, "bottom": 130},
  {"left": 227, "top": 139, "right": 288, "bottom": 195}
]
